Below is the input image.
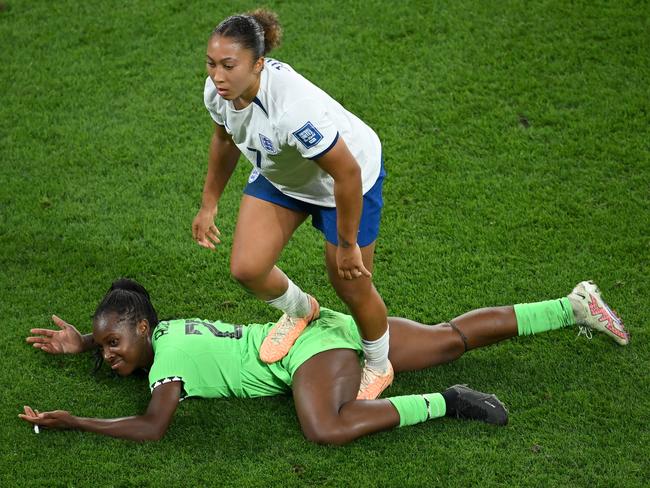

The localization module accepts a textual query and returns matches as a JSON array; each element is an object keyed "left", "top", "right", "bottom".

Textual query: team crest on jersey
[
  {"left": 258, "top": 133, "right": 277, "bottom": 154},
  {"left": 292, "top": 122, "right": 323, "bottom": 149},
  {"left": 248, "top": 168, "right": 260, "bottom": 183}
]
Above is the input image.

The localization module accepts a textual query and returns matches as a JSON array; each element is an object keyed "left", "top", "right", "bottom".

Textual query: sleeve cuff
[{"left": 308, "top": 132, "right": 340, "bottom": 160}]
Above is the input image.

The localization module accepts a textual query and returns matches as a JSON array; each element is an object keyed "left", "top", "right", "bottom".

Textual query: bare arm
[
  {"left": 192, "top": 124, "right": 241, "bottom": 250},
  {"left": 315, "top": 137, "right": 362, "bottom": 247},
  {"left": 315, "top": 137, "right": 371, "bottom": 280},
  {"left": 201, "top": 123, "right": 241, "bottom": 208},
  {"left": 19, "top": 381, "right": 181, "bottom": 442}
]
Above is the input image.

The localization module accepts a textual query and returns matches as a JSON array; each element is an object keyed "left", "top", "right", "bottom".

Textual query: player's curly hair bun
[
  {"left": 213, "top": 9, "right": 282, "bottom": 58},
  {"left": 247, "top": 8, "right": 282, "bottom": 55}
]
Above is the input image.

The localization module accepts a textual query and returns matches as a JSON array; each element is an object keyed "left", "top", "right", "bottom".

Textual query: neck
[
  {"left": 140, "top": 339, "right": 155, "bottom": 371},
  {"left": 234, "top": 75, "right": 261, "bottom": 109}
]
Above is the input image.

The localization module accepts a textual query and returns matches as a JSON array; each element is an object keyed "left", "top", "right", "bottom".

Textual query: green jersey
[{"left": 148, "top": 308, "right": 362, "bottom": 400}]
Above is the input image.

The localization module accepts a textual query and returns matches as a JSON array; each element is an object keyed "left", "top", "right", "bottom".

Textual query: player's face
[
  {"left": 93, "top": 312, "right": 153, "bottom": 376},
  {"left": 206, "top": 35, "right": 264, "bottom": 105}
]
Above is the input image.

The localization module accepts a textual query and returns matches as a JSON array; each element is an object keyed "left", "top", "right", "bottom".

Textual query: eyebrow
[
  {"left": 94, "top": 333, "right": 109, "bottom": 343},
  {"left": 93, "top": 330, "right": 119, "bottom": 343},
  {"left": 206, "top": 55, "right": 237, "bottom": 63}
]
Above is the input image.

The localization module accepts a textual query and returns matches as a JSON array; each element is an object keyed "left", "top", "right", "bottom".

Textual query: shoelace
[
  {"left": 573, "top": 289, "right": 594, "bottom": 340},
  {"left": 270, "top": 315, "right": 299, "bottom": 345},
  {"left": 577, "top": 325, "right": 593, "bottom": 340},
  {"left": 359, "top": 365, "right": 391, "bottom": 392}
]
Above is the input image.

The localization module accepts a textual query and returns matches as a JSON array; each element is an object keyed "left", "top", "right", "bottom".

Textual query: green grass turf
[{"left": 1, "top": 0, "right": 649, "bottom": 486}]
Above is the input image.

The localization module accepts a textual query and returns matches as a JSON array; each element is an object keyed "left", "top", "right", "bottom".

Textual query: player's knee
[
  {"left": 305, "top": 429, "right": 352, "bottom": 446},
  {"left": 230, "top": 259, "right": 263, "bottom": 286},
  {"left": 336, "top": 285, "right": 385, "bottom": 314},
  {"left": 302, "top": 424, "right": 351, "bottom": 446}
]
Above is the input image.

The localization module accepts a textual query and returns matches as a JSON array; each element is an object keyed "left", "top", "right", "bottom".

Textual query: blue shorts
[{"left": 243, "top": 163, "right": 386, "bottom": 247}]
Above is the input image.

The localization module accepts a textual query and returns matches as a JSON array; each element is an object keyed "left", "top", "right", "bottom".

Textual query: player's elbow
[
  {"left": 340, "top": 160, "right": 361, "bottom": 182},
  {"left": 140, "top": 426, "right": 167, "bottom": 442},
  {"left": 137, "top": 419, "right": 169, "bottom": 442}
]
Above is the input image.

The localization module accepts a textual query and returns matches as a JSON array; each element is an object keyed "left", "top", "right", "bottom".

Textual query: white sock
[
  {"left": 266, "top": 278, "right": 311, "bottom": 318},
  {"left": 362, "top": 326, "right": 390, "bottom": 371}
]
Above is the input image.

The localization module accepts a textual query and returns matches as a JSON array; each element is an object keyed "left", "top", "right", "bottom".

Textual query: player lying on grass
[{"left": 20, "top": 279, "right": 628, "bottom": 444}]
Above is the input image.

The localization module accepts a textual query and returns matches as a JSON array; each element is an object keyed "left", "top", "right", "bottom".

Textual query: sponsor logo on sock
[{"left": 422, "top": 395, "right": 432, "bottom": 420}]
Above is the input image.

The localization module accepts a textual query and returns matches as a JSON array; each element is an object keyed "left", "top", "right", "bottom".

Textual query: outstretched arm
[
  {"left": 26, "top": 315, "right": 96, "bottom": 354},
  {"left": 19, "top": 381, "right": 181, "bottom": 441}
]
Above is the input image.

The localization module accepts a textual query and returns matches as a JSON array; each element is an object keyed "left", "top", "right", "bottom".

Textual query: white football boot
[{"left": 568, "top": 281, "right": 629, "bottom": 345}]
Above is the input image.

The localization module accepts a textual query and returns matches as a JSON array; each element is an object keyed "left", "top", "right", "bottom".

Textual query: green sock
[
  {"left": 514, "top": 297, "right": 576, "bottom": 336},
  {"left": 388, "top": 393, "right": 446, "bottom": 427}
]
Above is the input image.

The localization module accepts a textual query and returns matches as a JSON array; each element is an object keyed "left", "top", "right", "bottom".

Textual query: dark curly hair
[{"left": 211, "top": 8, "right": 282, "bottom": 58}]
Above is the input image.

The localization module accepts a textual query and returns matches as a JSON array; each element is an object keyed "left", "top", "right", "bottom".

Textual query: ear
[
  {"left": 254, "top": 56, "right": 265, "bottom": 74},
  {"left": 137, "top": 319, "right": 150, "bottom": 337}
]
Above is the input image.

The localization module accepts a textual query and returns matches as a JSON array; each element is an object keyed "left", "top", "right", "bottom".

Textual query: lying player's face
[
  {"left": 206, "top": 35, "right": 263, "bottom": 102},
  {"left": 93, "top": 312, "right": 151, "bottom": 377}
]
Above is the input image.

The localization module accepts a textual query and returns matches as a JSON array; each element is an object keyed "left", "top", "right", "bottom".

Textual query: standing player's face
[
  {"left": 206, "top": 35, "right": 263, "bottom": 104},
  {"left": 93, "top": 312, "right": 152, "bottom": 376}
]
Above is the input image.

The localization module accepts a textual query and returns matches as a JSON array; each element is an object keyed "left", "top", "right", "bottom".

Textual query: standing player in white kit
[{"left": 191, "top": 9, "right": 391, "bottom": 399}]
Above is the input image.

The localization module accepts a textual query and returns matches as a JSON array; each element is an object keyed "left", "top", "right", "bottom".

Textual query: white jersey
[{"left": 203, "top": 58, "right": 382, "bottom": 207}]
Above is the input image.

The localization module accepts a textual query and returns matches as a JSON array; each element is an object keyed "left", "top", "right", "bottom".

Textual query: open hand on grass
[
  {"left": 19, "top": 405, "right": 73, "bottom": 430},
  {"left": 26, "top": 315, "right": 84, "bottom": 354}
]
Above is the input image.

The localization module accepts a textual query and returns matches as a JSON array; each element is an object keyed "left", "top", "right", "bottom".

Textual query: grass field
[{"left": 1, "top": 0, "right": 649, "bottom": 486}]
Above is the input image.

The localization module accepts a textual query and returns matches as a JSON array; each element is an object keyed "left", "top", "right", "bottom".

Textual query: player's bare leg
[
  {"left": 325, "top": 241, "right": 393, "bottom": 400},
  {"left": 230, "top": 196, "right": 319, "bottom": 363},
  {"left": 292, "top": 282, "right": 628, "bottom": 444},
  {"left": 386, "top": 307, "right": 518, "bottom": 372},
  {"left": 386, "top": 281, "right": 629, "bottom": 373},
  {"left": 230, "top": 195, "right": 306, "bottom": 298},
  {"left": 292, "top": 349, "right": 507, "bottom": 445}
]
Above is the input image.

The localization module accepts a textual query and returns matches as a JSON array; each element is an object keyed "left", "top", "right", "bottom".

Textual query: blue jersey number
[{"left": 247, "top": 146, "right": 262, "bottom": 168}]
